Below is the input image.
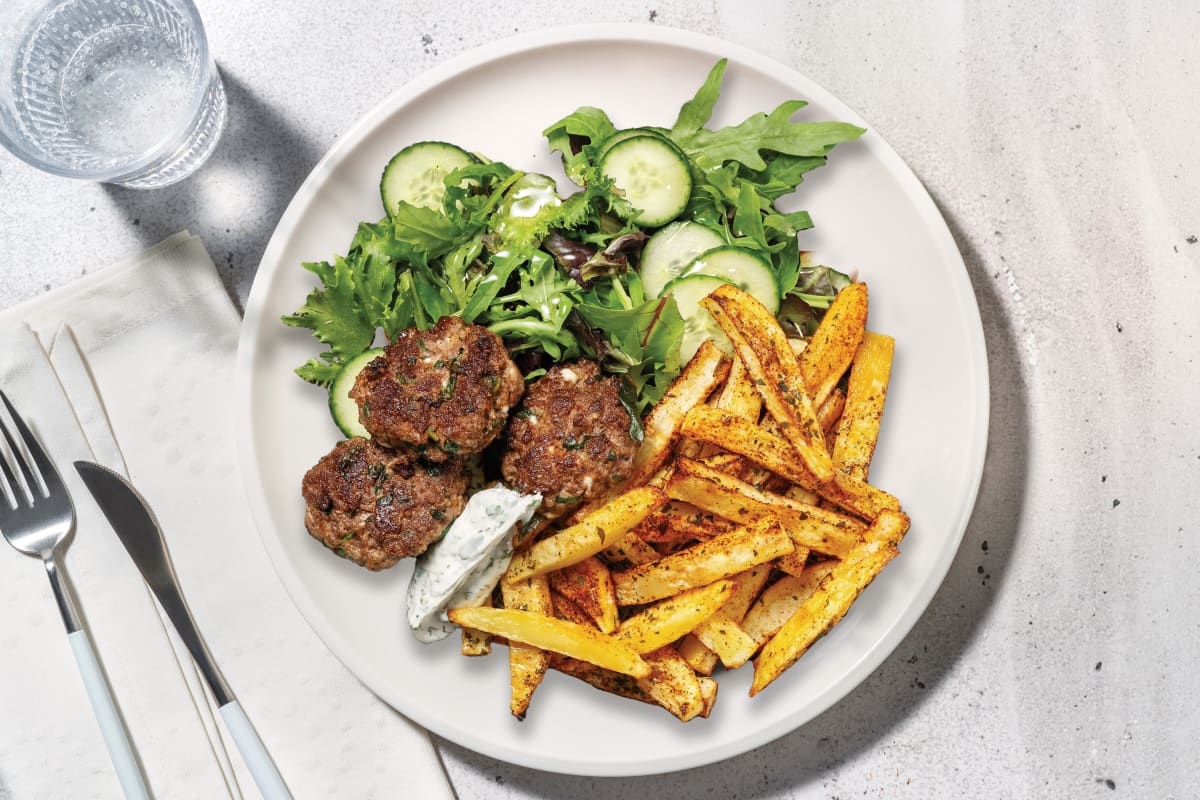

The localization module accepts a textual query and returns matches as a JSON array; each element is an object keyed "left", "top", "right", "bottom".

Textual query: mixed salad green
[{"left": 283, "top": 59, "right": 864, "bottom": 415}]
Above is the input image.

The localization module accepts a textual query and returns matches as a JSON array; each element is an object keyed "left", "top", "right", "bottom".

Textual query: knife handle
[
  {"left": 219, "top": 700, "right": 293, "bottom": 800},
  {"left": 67, "top": 629, "right": 151, "bottom": 800}
]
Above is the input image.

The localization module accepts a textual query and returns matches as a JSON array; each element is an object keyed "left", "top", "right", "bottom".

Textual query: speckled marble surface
[{"left": 2, "top": 2, "right": 1198, "bottom": 798}]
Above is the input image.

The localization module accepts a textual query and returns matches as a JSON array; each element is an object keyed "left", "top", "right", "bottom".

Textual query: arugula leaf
[
  {"left": 461, "top": 250, "right": 522, "bottom": 323},
  {"left": 739, "top": 154, "right": 828, "bottom": 202},
  {"left": 674, "top": 100, "right": 864, "bottom": 171},
  {"left": 774, "top": 238, "right": 802, "bottom": 298},
  {"left": 732, "top": 183, "right": 767, "bottom": 249},
  {"left": 670, "top": 58, "right": 727, "bottom": 138}
]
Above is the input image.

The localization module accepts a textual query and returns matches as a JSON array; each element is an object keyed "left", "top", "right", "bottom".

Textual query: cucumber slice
[
  {"left": 329, "top": 348, "right": 384, "bottom": 438},
  {"left": 679, "top": 246, "right": 781, "bottom": 315},
  {"left": 662, "top": 273, "right": 735, "bottom": 363},
  {"left": 599, "top": 134, "right": 692, "bottom": 227},
  {"left": 380, "top": 141, "right": 476, "bottom": 215},
  {"left": 639, "top": 221, "right": 726, "bottom": 298}
]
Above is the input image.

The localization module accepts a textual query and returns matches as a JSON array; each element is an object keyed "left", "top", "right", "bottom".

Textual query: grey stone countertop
[{"left": 2, "top": 2, "right": 1197, "bottom": 798}]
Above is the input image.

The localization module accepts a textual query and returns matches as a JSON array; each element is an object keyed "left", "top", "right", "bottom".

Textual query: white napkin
[{"left": 0, "top": 233, "right": 455, "bottom": 800}]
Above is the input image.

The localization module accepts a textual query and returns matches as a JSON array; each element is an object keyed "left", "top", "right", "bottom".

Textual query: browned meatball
[
  {"left": 301, "top": 438, "right": 468, "bottom": 570},
  {"left": 349, "top": 316, "right": 524, "bottom": 462},
  {"left": 501, "top": 360, "right": 638, "bottom": 519}
]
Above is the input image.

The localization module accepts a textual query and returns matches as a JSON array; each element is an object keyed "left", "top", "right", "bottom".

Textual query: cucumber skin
[
  {"left": 596, "top": 127, "right": 672, "bottom": 160},
  {"left": 329, "top": 348, "right": 385, "bottom": 438}
]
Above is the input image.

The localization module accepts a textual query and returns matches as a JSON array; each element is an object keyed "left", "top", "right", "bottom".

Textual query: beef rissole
[
  {"left": 501, "top": 359, "right": 638, "bottom": 521},
  {"left": 301, "top": 438, "right": 469, "bottom": 570},
  {"left": 349, "top": 316, "right": 524, "bottom": 462}
]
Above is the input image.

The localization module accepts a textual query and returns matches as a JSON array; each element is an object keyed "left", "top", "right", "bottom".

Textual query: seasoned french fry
[
  {"left": 677, "top": 634, "right": 718, "bottom": 676},
  {"left": 461, "top": 593, "right": 493, "bottom": 656},
  {"left": 701, "top": 451, "right": 744, "bottom": 474},
  {"left": 684, "top": 406, "right": 900, "bottom": 521},
  {"left": 617, "top": 580, "right": 734, "bottom": 653},
  {"left": 774, "top": 545, "right": 811, "bottom": 578},
  {"left": 817, "top": 387, "right": 846, "bottom": 439},
  {"left": 612, "top": 518, "right": 793, "bottom": 605},
  {"left": 701, "top": 284, "right": 833, "bottom": 481},
  {"left": 833, "top": 331, "right": 895, "bottom": 481},
  {"left": 697, "top": 676, "right": 719, "bottom": 718},
  {"left": 723, "top": 564, "right": 774, "bottom": 619},
  {"left": 713, "top": 354, "right": 762, "bottom": 422},
  {"left": 627, "top": 339, "right": 730, "bottom": 487},
  {"left": 601, "top": 530, "right": 661, "bottom": 567},
  {"left": 798, "top": 282, "right": 868, "bottom": 408},
  {"left": 550, "top": 655, "right": 657, "bottom": 707},
  {"left": 666, "top": 457, "right": 864, "bottom": 557},
  {"left": 500, "top": 574, "right": 552, "bottom": 719},
  {"left": 679, "top": 564, "right": 772, "bottom": 673},
  {"left": 639, "top": 646, "right": 706, "bottom": 721},
  {"left": 750, "top": 510, "right": 910, "bottom": 695},
  {"left": 549, "top": 556, "right": 619, "bottom": 633},
  {"left": 635, "top": 505, "right": 734, "bottom": 545},
  {"left": 741, "top": 561, "right": 836, "bottom": 645},
  {"left": 698, "top": 356, "right": 762, "bottom": 459},
  {"left": 551, "top": 649, "right": 706, "bottom": 722},
  {"left": 783, "top": 483, "right": 820, "bottom": 507},
  {"left": 692, "top": 612, "right": 759, "bottom": 670},
  {"left": 551, "top": 589, "right": 597, "bottom": 628},
  {"left": 448, "top": 607, "right": 651, "bottom": 679},
  {"left": 505, "top": 486, "right": 668, "bottom": 582}
]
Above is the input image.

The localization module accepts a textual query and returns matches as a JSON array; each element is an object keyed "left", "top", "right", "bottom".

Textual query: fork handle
[
  {"left": 48, "top": 555, "right": 150, "bottom": 800},
  {"left": 67, "top": 629, "right": 151, "bottom": 800}
]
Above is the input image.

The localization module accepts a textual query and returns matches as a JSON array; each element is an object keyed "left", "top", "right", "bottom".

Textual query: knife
[{"left": 74, "top": 461, "right": 293, "bottom": 800}]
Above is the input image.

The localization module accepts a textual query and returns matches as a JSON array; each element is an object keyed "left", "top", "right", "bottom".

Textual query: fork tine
[
  {"left": 0, "top": 390, "right": 59, "bottom": 499},
  {"left": 0, "top": 415, "right": 20, "bottom": 507}
]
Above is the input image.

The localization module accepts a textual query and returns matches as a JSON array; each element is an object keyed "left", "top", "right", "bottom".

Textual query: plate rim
[{"left": 235, "top": 22, "right": 990, "bottom": 777}]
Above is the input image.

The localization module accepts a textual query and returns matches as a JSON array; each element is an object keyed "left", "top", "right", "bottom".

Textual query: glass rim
[{"left": 0, "top": 0, "right": 218, "bottom": 182}]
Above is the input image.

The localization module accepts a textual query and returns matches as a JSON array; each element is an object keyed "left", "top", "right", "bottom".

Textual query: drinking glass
[{"left": 0, "top": 0, "right": 226, "bottom": 189}]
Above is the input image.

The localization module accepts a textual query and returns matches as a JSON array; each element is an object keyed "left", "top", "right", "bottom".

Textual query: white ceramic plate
[{"left": 236, "top": 24, "right": 988, "bottom": 777}]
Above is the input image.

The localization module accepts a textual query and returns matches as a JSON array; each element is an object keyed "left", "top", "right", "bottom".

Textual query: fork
[{"left": 0, "top": 390, "right": 150, "bottom": 800}]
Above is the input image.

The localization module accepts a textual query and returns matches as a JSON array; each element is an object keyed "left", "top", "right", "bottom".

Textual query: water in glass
[{"left": 1, "top": 0, "right": 225, "bottom": 188}]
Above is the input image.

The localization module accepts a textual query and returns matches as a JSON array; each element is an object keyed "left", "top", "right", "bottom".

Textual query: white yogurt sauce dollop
[{"left": 406, "top": 486, "right": 541, "bottom": 643}]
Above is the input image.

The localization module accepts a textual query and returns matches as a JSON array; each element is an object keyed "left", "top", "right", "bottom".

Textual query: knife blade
[
  {"left": 74, "top": 461, "right": 293, "bottom": 800},
  {"left": 74, "top": 460, "right": 234, "bottom": 706}
]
